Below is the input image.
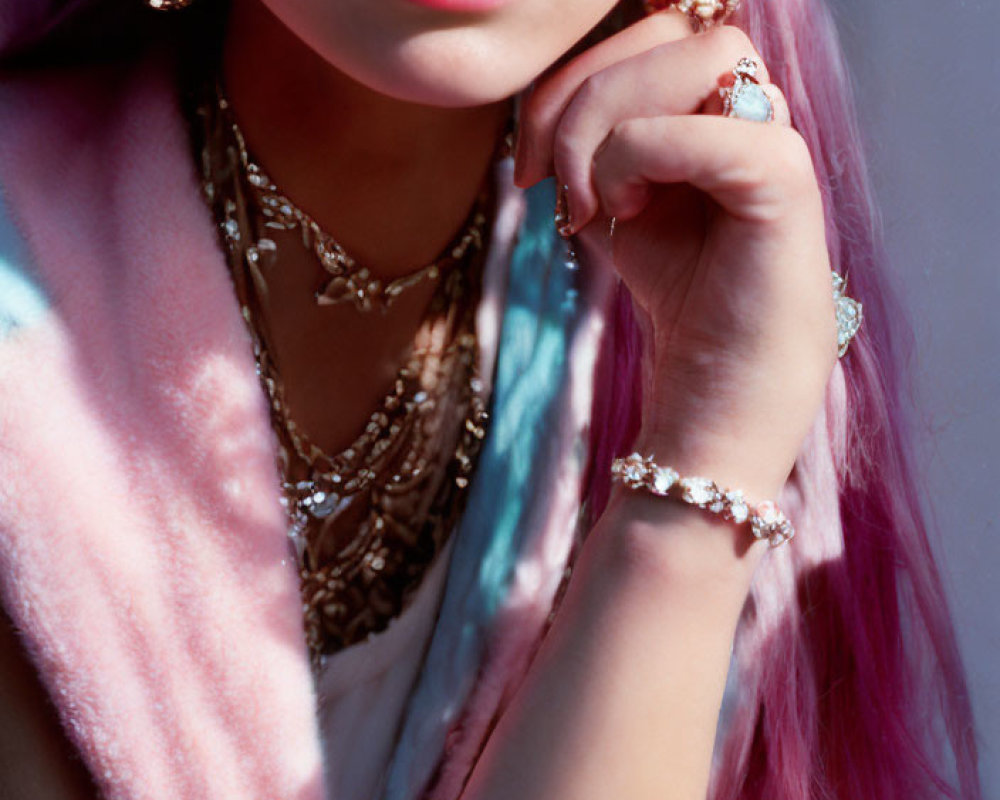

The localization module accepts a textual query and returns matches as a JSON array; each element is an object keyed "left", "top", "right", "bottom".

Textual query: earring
[{"left": 145, "top": 0, "right": 195, "bottom": 9}]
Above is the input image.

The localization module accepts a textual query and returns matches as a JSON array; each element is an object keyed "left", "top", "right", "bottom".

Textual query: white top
[{"left": 314, "top": 538, "right": 455, "bottom": 800}]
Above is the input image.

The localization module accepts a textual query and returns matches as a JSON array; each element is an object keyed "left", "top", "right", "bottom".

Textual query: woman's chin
[
  {"left": 365, "top": 71, "right": 532, "bottom": 109},
  {"left": 263, "top": 7, "right": 590, "bottom": 108},
  {"left": 338, "top": 40, "right": 540, "bottom": 108},
  {"left": 252, "top": 0, "right": 617, "bottom": 108}
]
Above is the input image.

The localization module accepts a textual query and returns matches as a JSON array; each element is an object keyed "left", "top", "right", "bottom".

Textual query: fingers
[
  {"left": 514, "top": 10, "right": 693, "bottom": 187},
  {"left": 551, "top": 27, "right": 771, "bottom": 201},
  {"left": 517, "top": 22, "right": 773, "bottom": 191},
  {"left": 518, "top": 22, "right": 788, "bottom": 236},
  {"left": 591, "top": 115, "right": 820, "bottom": 228}
]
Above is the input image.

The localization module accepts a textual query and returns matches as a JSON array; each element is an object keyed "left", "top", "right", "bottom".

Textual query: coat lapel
[
  {"left": 0, "top": 55, "right": 326, "bottom": 800},
  {"left": 0, "top": 51, "right": 617, "bottom": 800}
]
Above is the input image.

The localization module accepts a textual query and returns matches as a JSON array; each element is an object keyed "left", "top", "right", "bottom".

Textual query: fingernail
[{"left": 555, "top": 184, "right": 575, "bottom": 238}]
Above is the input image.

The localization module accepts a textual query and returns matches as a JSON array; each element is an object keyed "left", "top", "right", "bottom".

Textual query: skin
[
  {"left": 223, "top": 0, "right": 834, "bottom": 499},
  {"left": 0, "top": 0, "right": 837, "bottom": 796},
  {"left": 225, "top": 4, "right": 835, "bottom": 800}
]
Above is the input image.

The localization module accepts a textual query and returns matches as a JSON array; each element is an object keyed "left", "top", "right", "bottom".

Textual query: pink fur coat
[{"left": 0, "top": 44, "right": 615, "bottom": 800}]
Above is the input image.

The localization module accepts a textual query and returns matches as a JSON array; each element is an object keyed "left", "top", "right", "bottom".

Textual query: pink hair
[
  {"left": 587, "top": 1, "right": 982, "bottom": 798},
  {"left": 1, "top": 1, "right": 981, "bottom": 796}
]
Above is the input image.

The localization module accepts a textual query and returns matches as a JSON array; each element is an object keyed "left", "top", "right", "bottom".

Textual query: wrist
[
  {"left": 611, "top": 449, "right": 796, "bottom": 549},
  {"left": 588, "top": 487, "right": 767, "bottom": 591}
]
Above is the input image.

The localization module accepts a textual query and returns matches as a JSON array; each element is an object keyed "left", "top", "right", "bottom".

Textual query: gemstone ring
[{"left": 720, "top": 58, "right": 775, "bottom": 123}]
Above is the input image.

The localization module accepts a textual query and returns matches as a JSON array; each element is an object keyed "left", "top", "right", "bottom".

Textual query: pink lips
[{"left": 401, "top": 0, "right": 513, "bottom": 11}]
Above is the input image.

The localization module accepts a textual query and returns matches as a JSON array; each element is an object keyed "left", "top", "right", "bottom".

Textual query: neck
[{"left": 222, "top": 0, "right": 511, "bottom": 277}]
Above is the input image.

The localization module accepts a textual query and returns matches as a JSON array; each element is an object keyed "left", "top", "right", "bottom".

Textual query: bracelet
[{"left": 610, "top": 452, "right": 795, "bottom": 547}]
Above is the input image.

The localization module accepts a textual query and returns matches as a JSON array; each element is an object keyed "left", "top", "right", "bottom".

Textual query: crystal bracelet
[{"left": 611, "top": 452, "right": 794, "bottom": 547}]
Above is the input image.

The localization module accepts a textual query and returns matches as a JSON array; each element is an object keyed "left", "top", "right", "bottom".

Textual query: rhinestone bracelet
[{"left": 611, "top": 452, "right": 794, "bottom": 547}]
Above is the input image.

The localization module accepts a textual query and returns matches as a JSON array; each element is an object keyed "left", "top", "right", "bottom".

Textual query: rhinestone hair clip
[{"left": 611, "top": 453, "right": 795, "bottom": 547}]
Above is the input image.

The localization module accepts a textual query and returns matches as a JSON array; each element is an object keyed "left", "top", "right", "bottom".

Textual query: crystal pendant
[{"left": 300, "top": 488, "right": 342, "bottom": 519}]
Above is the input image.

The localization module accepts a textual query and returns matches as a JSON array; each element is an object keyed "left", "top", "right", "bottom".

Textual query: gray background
[{"left": 831, "top": 0, "right": 999, "bottom": 795}]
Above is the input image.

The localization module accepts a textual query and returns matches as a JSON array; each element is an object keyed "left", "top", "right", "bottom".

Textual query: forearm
[{"left": 460, "top": 488, "right": 767, "bottom": 800}]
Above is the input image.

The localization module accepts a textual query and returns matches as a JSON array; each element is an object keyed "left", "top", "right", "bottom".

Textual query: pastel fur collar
[{"left": 0, "top": 52, "right": 614, "bottom": 799}]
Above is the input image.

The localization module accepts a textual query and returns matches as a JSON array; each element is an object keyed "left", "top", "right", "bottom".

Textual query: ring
[
  {"left": 832, "top": 271, "right": 863, "bottom": 358},
  {"left": 719, "top": 58, "right": 775, "bottom": 123},
  {"left": 643, "top": 0, "right": 741, "bottom": 30}
]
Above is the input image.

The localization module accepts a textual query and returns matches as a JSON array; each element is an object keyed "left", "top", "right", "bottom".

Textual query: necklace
[
  {"left": 220, "top": 89, "right": 490, "bottom": 314},
  {"left": 192, "top": 78, "right": 495, "bottom": 666}
]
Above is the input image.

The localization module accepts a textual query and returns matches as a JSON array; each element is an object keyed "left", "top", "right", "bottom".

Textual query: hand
[{"left": 515, "top": 10, "right": 839, "bottom": 500}]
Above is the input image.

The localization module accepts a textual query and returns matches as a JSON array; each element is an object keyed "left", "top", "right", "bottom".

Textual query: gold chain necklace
[
  {"left": 220, "top": 89, "right": 490, "bottom": 314},
  {"left": 193, "top": 79, "right": 495, "bottom": 666}
]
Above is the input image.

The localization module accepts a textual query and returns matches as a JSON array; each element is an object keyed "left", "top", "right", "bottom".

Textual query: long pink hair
[
  {"left": 2, "top": 1, "right": 981, "bottom": 797},
  {"left": 588, "top": 1, "right": 982, "bottom": 798}
]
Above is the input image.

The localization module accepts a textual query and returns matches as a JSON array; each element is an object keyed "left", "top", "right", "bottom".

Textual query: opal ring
[{"left": 720, "top": 58, "right": 775, "bottom": 123}]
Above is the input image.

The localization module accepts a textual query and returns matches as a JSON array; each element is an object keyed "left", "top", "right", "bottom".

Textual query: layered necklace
[{"left": 191, "top": 79, "right": 500, "bottom": 667}]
